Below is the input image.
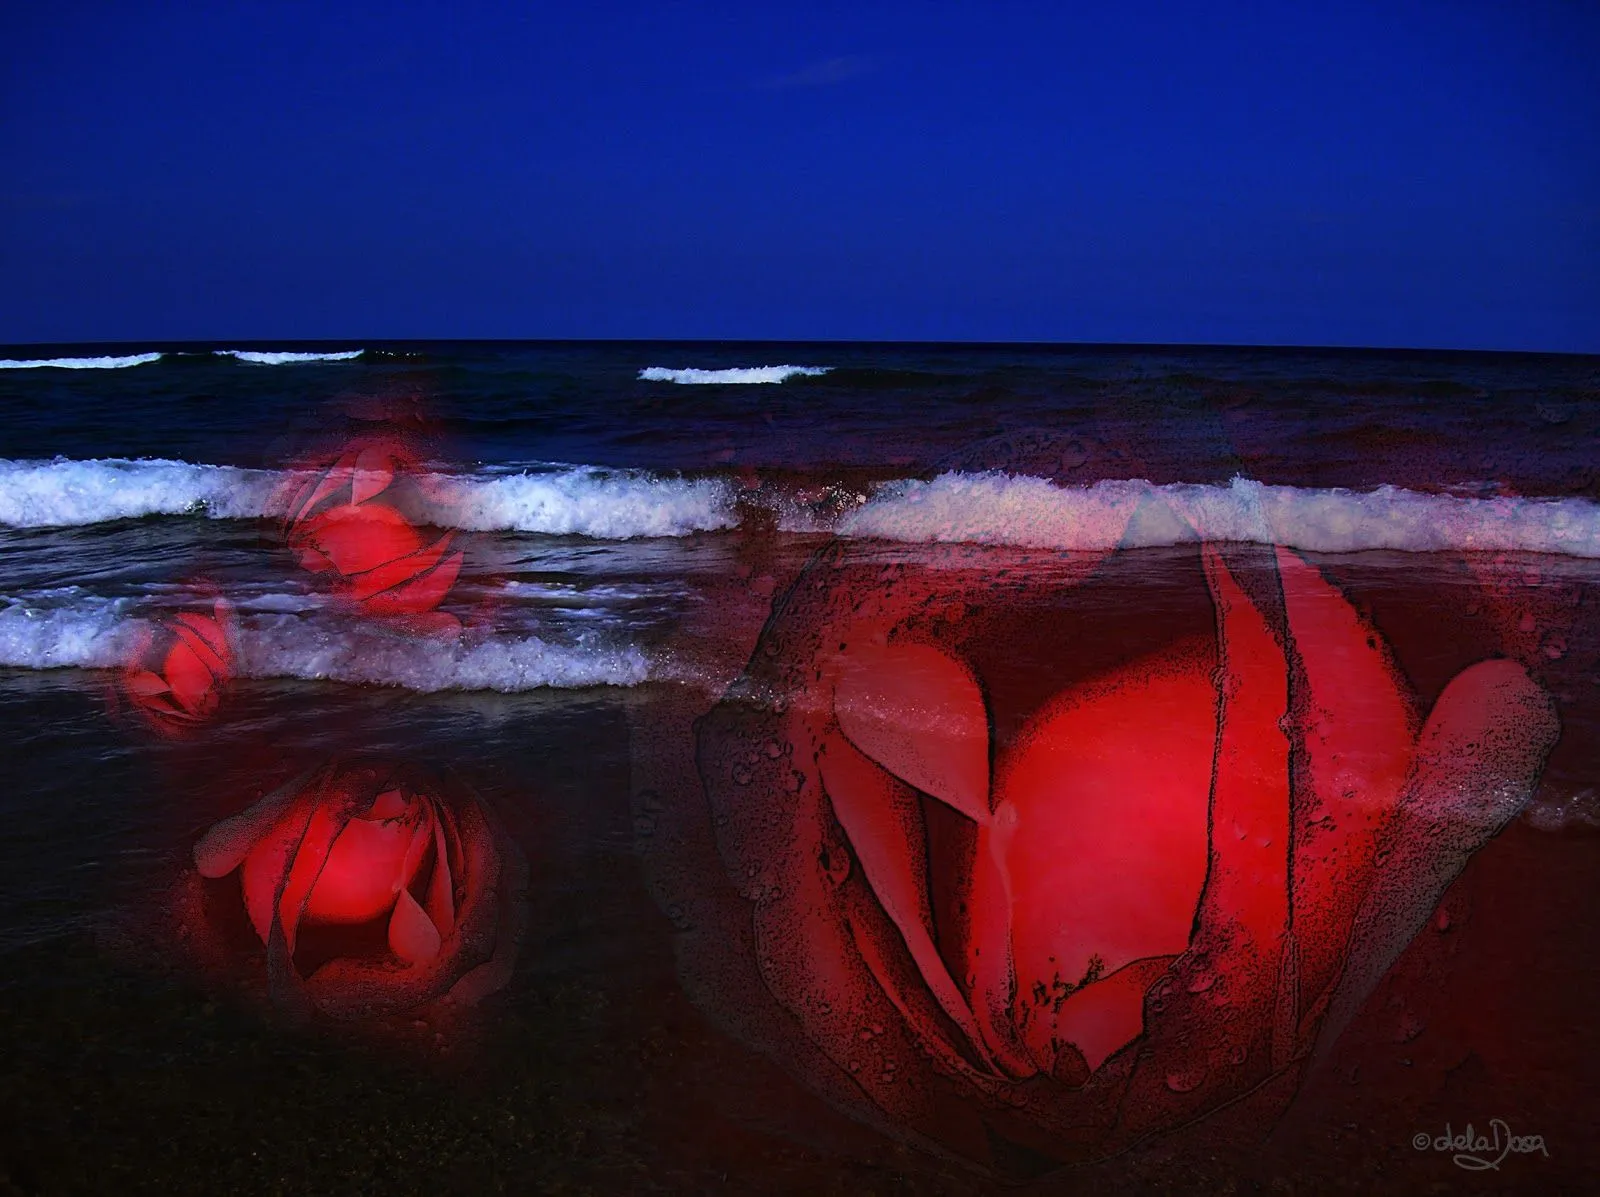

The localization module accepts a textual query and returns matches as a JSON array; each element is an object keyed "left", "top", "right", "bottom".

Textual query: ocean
[{"left": 2, "top": 341, "right": 1597, "bottom": 1193}]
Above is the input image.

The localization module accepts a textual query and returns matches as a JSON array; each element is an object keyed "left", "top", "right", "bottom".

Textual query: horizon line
[{"left": 3, "top": 336, "right": 1596, "bottom": 361}]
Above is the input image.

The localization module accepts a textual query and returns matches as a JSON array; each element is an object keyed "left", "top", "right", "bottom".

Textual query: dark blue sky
[{"left": 3, "top": 1, "right": 1596, "bottom": 350}]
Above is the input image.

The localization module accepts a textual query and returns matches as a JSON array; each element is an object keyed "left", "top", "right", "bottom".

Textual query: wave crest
[
  {"left": 0, "top": 353, "right": 163, "bottom": 370},
  {"left": 838, "top": 473, "right": 1600, "bottom": 557},
  {"left": 638, "top": 365, "right": 831, "bottom": 385},
  {"left": 0, "top": 597, "right": 648, "bottom": 690},
  {"left": 0, "top": 457, "right": 735, "bottom": 537},
  {"left": 213, "top": 349, "right": 364, "bottom": 365}
]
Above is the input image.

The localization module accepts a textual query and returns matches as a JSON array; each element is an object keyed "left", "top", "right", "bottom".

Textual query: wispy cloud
[{"left": 758, "top": 55, "right": 875, "bottom": 91}]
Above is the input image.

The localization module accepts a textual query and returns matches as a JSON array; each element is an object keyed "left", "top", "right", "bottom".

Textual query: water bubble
[
  {"left": 1164, "top": 1068, "right": 1206, "bottom": 1093},
  {"left": 731, "top": 764, "right": 753, "bottom": 786},
  {"left": 764, "top": 740, "right": 783, "bottom": 758},
  {"left": 633, "top": 814, "right": 656, "bottom": 838},
  {"left": 1186, "top": 972, "right": 1215, "bottom": 994},
  {"left": 1228, "top": 1045, "right": 1247, "bottom": 1066}
]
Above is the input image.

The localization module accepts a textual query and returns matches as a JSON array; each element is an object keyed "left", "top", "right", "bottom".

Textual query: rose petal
[
  {"left": 819, "top": 730, "right": 998, "bottom": 1071},
  {"left": 195, "top": 771, "right": 316, "bottom": 879},
  {"left": 161, "top": 636, "right": 219, "bottom": 716},
  {"left": 302, "top": 802, "right": 425, "bottom": 925},
  {"left": 173, "top": 610, "right": 230, "bottom": 664},
  {"left": 291, "top": 447, "right": 364, "bottom": 521},
  {"left": 275, "top": 797, "right": 353, "bottom": 954},
  {"left": 1196, "top": 548, "right": 1292, "bottom": 975},
  {"left": 121, "top": 670, "right": 172, "bottom": 698},
  {"left": 1275, "top": 546, "right": 1417, "bottom": 1009},
  {"left": 353, "top": 542, "right": 464, "bottom": 614},
  {"left": 388, "top": 887, "right": 443, "bottom": 964},
  {"left": 991, "top": 637, "right": 1216, "bottom": 1043},
  {"left": 424, "top": 814, "right": 455, "bottom": 938},
  {"left": 239, "top": 786, "right": 325, "bottom": 944},
  {"left": 300, "top": 504, "right": 424, "bottom": 578},
  {"left": 1312, "top": 658, "right": 1557, "bottom": 1062},
  {"left": 351, "top": 446, "right": 399, "bottom": 505},
  {"left": 833, "top": 641, "right": 991, "bottom": 823},
  {"left": 366, "top": 787, "right": 410, "bottom": 820},
  {"left": 1055, "top": 954, "right": 1178, "bottom": 1073},
  {"left": 1116, "top": 550, "right": 1298, "bottom": 1135}
]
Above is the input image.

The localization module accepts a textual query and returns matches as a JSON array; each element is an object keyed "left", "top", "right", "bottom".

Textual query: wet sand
[{"left": 3, "top": 543, "right": 1598, "bottom": 1195}]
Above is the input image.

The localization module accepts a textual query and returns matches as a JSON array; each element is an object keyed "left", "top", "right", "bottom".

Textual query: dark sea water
[{"left": 2, "top": 341, "right": 1598, "bottom": 1193}]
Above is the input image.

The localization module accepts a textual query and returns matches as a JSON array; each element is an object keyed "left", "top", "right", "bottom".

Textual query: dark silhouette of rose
[
  {"left": 645, "top": 531, "right": 1559, "bottom": 1173},
  {"left": 117, "top": 598, "right": 236, "bottom": 735},
  {"left": 192, "top": 760, "right": 524, "bottom": 1018},
  {"left": 278, "top": 436, "right": 465, "bottom": 628}
]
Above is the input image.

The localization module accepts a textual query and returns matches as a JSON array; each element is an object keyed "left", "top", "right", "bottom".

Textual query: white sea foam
[
  {"left": 213, "top": 349, "right": 364, "bottom": 364},
  {"left": 0, "top": 595, "right": 136, "bottom": 669},
  {"left": 0, "top": 458, "right": 734, "bottom": 537},
  {"left": 0, "top": 596, "right": 648, "bottom": 690},
  {"left": 450, "top": 469, "right": 735, "bottom": 537},
  {"left": 0, "top": 352, "right": 163, "bottom": 370},
  {"left": 638, "top": 365, "right": 831, "bottom": 385},
  {"left": 0, "top": 458, "right": 278, "bottom": 527},
  {"left": 837, "top": 473, "right": 1600, "bottom": 558}
]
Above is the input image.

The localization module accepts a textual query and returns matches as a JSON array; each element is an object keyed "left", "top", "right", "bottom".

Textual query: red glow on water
[{"left": 116, "top": 597, "right": 236, "bottom": 736}]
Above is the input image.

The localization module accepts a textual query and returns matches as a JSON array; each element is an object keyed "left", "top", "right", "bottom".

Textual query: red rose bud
[
  {"left": 192, "top": 760, "right": 524, "bottom": 1019},
  {"left": 117, "top": 598, "right": 237, "bottom": 735},
  {"left": 658, "top": 530, "right": 1559, "bottom": 1174},
  {"left": 278, "top": 436, "right": 465, "bottom": 625}
]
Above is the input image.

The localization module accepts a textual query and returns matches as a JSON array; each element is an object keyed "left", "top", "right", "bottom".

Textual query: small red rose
[
  {"left": 192, "top": 760, "right": 523, "bottom": 1018},
  {"left": 117, "top": 598, "right": 236, "bottom": 735},
  {"left": 278, "top": 436, "right": 465, "bottom": 628}
]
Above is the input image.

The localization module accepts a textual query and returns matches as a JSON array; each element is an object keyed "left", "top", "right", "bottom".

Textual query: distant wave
[
  {"left": 213, "top": 349, "right": 364, "bottom": 365},
  {"left": 834, "top": 472, "right": 1600, "bottom": 558},
  {"left": 0, "top": 595, "right": 648, "bottom": 691},
  {"left": 0, "top": 457, "right": 735, "bottom": 537},
  {"left": 638, "top": 365, "right": 831, "bottom": 385},
  {"left": 0, "top": 352, "right": 163, "bottom": 370}
]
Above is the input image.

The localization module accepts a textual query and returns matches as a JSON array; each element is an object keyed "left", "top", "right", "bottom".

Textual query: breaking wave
[
  {"left": 0, "top": 353, "right": 163, "bottom": 370},
  {"left": 835, "top": 473, "right": 1600, "bottom": 558},
  {"left": 0, "top": 595, "right": 648, "bottom": 691},
  {"left": 638, "top": 365, "right": 831, "bottom": 385},
  {"left": 0, "top": 457, "right": 735, "bottom": 537},
  {"left": 213, "top": 349, "right": 364, "bottom": 365}
]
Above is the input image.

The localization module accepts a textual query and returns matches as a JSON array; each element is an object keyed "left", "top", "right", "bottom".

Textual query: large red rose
[
  {"left": 116, "top": 598, "right": 237, "bottom": 736},
  {"left": 277, "top": 435, "right": 465, "bottom": 629},
  {"left": 643, "top": 529, "right": 1559, "bottom": 1173},
  {"left": 191, "top": 760, "right": 524, "bottom": 1019}
]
